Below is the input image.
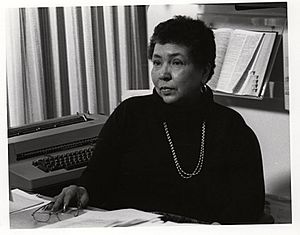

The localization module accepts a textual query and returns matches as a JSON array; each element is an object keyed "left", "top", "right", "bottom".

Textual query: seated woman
[{"left": 51, "top": 15, "right": 265, "bottom": 225}]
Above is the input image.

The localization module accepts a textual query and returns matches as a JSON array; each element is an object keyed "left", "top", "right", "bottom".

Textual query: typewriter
[{"left": 8, "top": 113, "right": 108, "bottom": 193}]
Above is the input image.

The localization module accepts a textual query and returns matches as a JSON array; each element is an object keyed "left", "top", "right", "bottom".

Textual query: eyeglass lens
[{"left": 32, "top": 204, "right": 80, "bottom": 223}]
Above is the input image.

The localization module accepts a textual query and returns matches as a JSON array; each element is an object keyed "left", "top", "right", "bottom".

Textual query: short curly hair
[{"left": 148, "top": 15, "right": 216, "bottom": 82}]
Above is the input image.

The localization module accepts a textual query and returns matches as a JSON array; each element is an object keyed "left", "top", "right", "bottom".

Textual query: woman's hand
[{"left": 51, "top": 185, "right": 89, "bottom": 212}]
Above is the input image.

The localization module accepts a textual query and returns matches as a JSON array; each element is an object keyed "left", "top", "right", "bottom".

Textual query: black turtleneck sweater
[{"left": 79, "top": 88, "right": 265, "bottom": 224}]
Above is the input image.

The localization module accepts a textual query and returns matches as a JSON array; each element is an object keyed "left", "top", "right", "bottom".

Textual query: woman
[{"left": 51, "top": 16, "right": 265, "bottom": 224}]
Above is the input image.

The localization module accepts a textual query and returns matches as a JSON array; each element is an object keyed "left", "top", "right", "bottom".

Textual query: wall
[
  {"left": 147, "top": 4, "right": 291, "bottom": 199},
  {"left": 234, "top": 107, "right": 290, "bottom": 198}
]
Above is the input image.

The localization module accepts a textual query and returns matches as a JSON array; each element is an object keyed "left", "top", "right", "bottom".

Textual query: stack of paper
[
  {"left": 9, "top": 189, "right": 172, "bottom": 228},
  {"left": 43, "top": 208, "right": 162, "bottom": 228},
  {"left": 9, "top": 189, "right": 49, "bottom": 214}
]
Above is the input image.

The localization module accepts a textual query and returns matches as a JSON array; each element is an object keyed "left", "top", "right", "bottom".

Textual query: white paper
[
  {"left": 208, "top": 28, "right": 233, "bottom": 90},
  {"left": 42, "top": 208, "right": 162, "bottom": 228},
  {"left": 238, "top": 32, "right": 277, "bottom": 96},
  {"left": 9, "top": 189, "right": 47, "bottom": 214},
  {"left": 216, "top": 29, "right": 263, "bottom": 93}
]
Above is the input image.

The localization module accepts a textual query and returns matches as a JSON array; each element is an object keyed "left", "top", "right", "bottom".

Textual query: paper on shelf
[
  {"left": 208, "top": 27, "right": 277, "bottom": 98},
  {"left": 216, "top": 29, "right": 263, "bottom": 93}
]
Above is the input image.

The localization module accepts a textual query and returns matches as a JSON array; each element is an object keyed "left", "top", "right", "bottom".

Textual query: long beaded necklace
[{"left": 162, "top": 121, "right": 206, "bottom": 179}]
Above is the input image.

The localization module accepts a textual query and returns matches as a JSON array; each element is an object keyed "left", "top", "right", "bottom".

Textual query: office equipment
[
  {"left": 32, "top": 146, "right": 93, "bottom": 172},
  {"left": 8, "top": 113, "right": 108, "bottom": 193}
]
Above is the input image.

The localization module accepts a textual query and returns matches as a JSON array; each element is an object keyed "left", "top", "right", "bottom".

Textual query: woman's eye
[
  {"left": 152, "top": 60, "right": 162, "bottom": 67},
  {"left": 172, "top": 59, "right": 184, "bottom": 66}
]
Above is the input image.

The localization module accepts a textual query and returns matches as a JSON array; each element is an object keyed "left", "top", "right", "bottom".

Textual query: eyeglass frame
[{"left": 31, "top": 202, "right": 81, "bottom": 223}]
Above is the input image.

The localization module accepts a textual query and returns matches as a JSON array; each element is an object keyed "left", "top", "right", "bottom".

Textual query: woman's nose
[
  {"left": 159, "top": 72, "right": 172, "bottom": 81},
  {"left": 159, "top": 65, "right": 172, "bottom": 81}
]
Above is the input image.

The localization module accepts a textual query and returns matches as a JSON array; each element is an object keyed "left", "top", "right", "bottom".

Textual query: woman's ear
[{"left": 200, "top": 63, "right": 212, "bottom": 84}]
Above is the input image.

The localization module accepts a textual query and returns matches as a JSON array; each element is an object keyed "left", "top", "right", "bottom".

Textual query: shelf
[
  {"left": 197, "top": 10, "right": 287, "bottom": 110},
  {"left": 197, "top": 11, "right": 287, "bottom": 34}
]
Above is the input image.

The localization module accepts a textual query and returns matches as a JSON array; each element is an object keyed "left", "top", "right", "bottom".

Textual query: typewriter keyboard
[{"left": 32, "top": 147, "right": 94, "bottom": 172}]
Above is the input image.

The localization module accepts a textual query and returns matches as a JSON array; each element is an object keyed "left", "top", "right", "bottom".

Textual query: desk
[{"left": 11, "top": 189, "right": 285, "bottom": 227}]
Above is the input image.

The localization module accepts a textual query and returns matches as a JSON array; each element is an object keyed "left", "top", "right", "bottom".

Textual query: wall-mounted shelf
[
  {"left": 197, "top": 6, "right": 287, "bottom": 111},
  {"left": 212, "top": 33, "right": 287, "bottom": 113},
  {"left": 197, "top": 12, "right": 286, "bottom": 34}
]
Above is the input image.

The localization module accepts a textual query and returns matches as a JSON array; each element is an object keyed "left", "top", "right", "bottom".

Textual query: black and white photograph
[{"left": 1, "top": 0, "right": 299, "bottom": 234}]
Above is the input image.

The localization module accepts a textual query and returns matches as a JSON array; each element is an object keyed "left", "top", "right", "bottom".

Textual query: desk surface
[{"left": 10, "top": 189, "right": 290, "bottom": 227}]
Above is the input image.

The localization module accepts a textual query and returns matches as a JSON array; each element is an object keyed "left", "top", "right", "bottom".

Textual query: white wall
[
  {"left": 233, "top": 107, "right": 290, "bottom": 198},
  {"left": 147, "top": 4, "right": 291, "bottom": 199}
]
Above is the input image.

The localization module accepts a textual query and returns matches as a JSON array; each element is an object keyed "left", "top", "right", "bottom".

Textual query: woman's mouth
[{"left": 160, "top": 87, "right": 174, "bottom": 95}]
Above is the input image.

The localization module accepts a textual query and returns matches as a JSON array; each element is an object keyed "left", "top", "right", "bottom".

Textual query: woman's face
[{"left": 151, "top": 43, "right": 207, "bottom": 105}]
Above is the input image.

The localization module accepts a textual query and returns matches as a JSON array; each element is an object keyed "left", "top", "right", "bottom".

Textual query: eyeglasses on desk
[{"left": 31, "top": 202, "right": 81, "bottom": 223}]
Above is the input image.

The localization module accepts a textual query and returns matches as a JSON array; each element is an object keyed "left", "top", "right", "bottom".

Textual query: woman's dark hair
[{"left": 148, "top": 15, "right": 216, "bottom": 82}]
